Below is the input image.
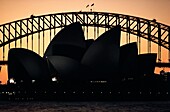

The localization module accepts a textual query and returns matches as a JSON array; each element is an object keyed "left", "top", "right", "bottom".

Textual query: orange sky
[{"left": 0, "top": 0, "right": 170, "bottom": 84}]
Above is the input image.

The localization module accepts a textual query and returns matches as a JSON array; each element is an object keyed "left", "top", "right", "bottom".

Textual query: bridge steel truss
[{"left": 0, "top": 11, "right": 170, "bottom": 67}]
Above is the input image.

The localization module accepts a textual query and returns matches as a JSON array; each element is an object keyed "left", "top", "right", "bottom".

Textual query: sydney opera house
[
  {"left": 8, "top": 22, "right": 157, "bottom": 85},
  {"left": 1, "top": 22, "right": 167, "bottom": 100}
]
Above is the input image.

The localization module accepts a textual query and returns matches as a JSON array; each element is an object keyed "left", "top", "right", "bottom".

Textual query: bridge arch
[{"left": 0, "top": 11, "right": 170, "bottom": 65}]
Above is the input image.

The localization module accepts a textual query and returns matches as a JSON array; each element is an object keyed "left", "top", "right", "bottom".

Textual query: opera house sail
[
  {"left": 119, "top": 42, "right": 138, "bottom": 79},
  {"left": 44, "top": 22, "right": 86, "bottom": 61},
  {"left": 8, "top": 48, "right": 50, "bottom": 83},
  {"left": 81, "top": 25, "right": 121, "bottom": 81},
  {"left": 138, "top": 53, "right": 157, "bottom": 76}
]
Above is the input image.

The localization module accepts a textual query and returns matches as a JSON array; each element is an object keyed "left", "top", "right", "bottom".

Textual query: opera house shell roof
[
  {"left": 8, "top": 48, "right": 50, "bottom": 82},
  {"left": 8, "top": 22, "right": 157, "bottom": 83}
]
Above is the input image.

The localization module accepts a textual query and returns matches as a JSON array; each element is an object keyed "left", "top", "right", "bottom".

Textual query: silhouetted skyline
[{"left": 0, "top": 0, "right": 170, "bottom": 84}]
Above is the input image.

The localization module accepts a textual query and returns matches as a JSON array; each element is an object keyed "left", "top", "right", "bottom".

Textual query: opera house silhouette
[
  {"left": 2, "top": 22, "right": 165, "bottom": 101},
  {"left": 8, "top": 22, "right": 157, "bottom": 84}
]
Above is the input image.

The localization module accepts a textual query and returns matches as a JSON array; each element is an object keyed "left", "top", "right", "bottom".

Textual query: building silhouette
[{"left": 3, "top": 22, "right": 162, "bottom": 101}]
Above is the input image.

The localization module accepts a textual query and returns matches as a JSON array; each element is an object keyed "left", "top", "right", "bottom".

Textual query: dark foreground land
[{"left": 1, "top": 79, "right": 170, "bottom": 101}]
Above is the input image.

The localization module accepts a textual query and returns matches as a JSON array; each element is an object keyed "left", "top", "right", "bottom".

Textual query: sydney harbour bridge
[{"left": 0, "top": 11, "right": 170, "bottom": 68}]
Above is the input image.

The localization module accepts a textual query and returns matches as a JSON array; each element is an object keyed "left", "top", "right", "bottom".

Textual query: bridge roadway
[{"left": 0, "top": 61, "right": 169, "bottom": 68}]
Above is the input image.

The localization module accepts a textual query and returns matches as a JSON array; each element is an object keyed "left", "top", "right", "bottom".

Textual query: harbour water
[{"left": 0, "top": 101, "right": 170, "bottom": 112}]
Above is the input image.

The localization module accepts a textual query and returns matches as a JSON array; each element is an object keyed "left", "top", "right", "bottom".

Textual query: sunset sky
[{"left": 0, "top": 0, "right": 170, "bottom": 84}]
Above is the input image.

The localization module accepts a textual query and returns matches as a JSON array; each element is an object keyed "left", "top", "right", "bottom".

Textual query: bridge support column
[{"left": 158, "top": 24, "right": 161, "bottom": 62}]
